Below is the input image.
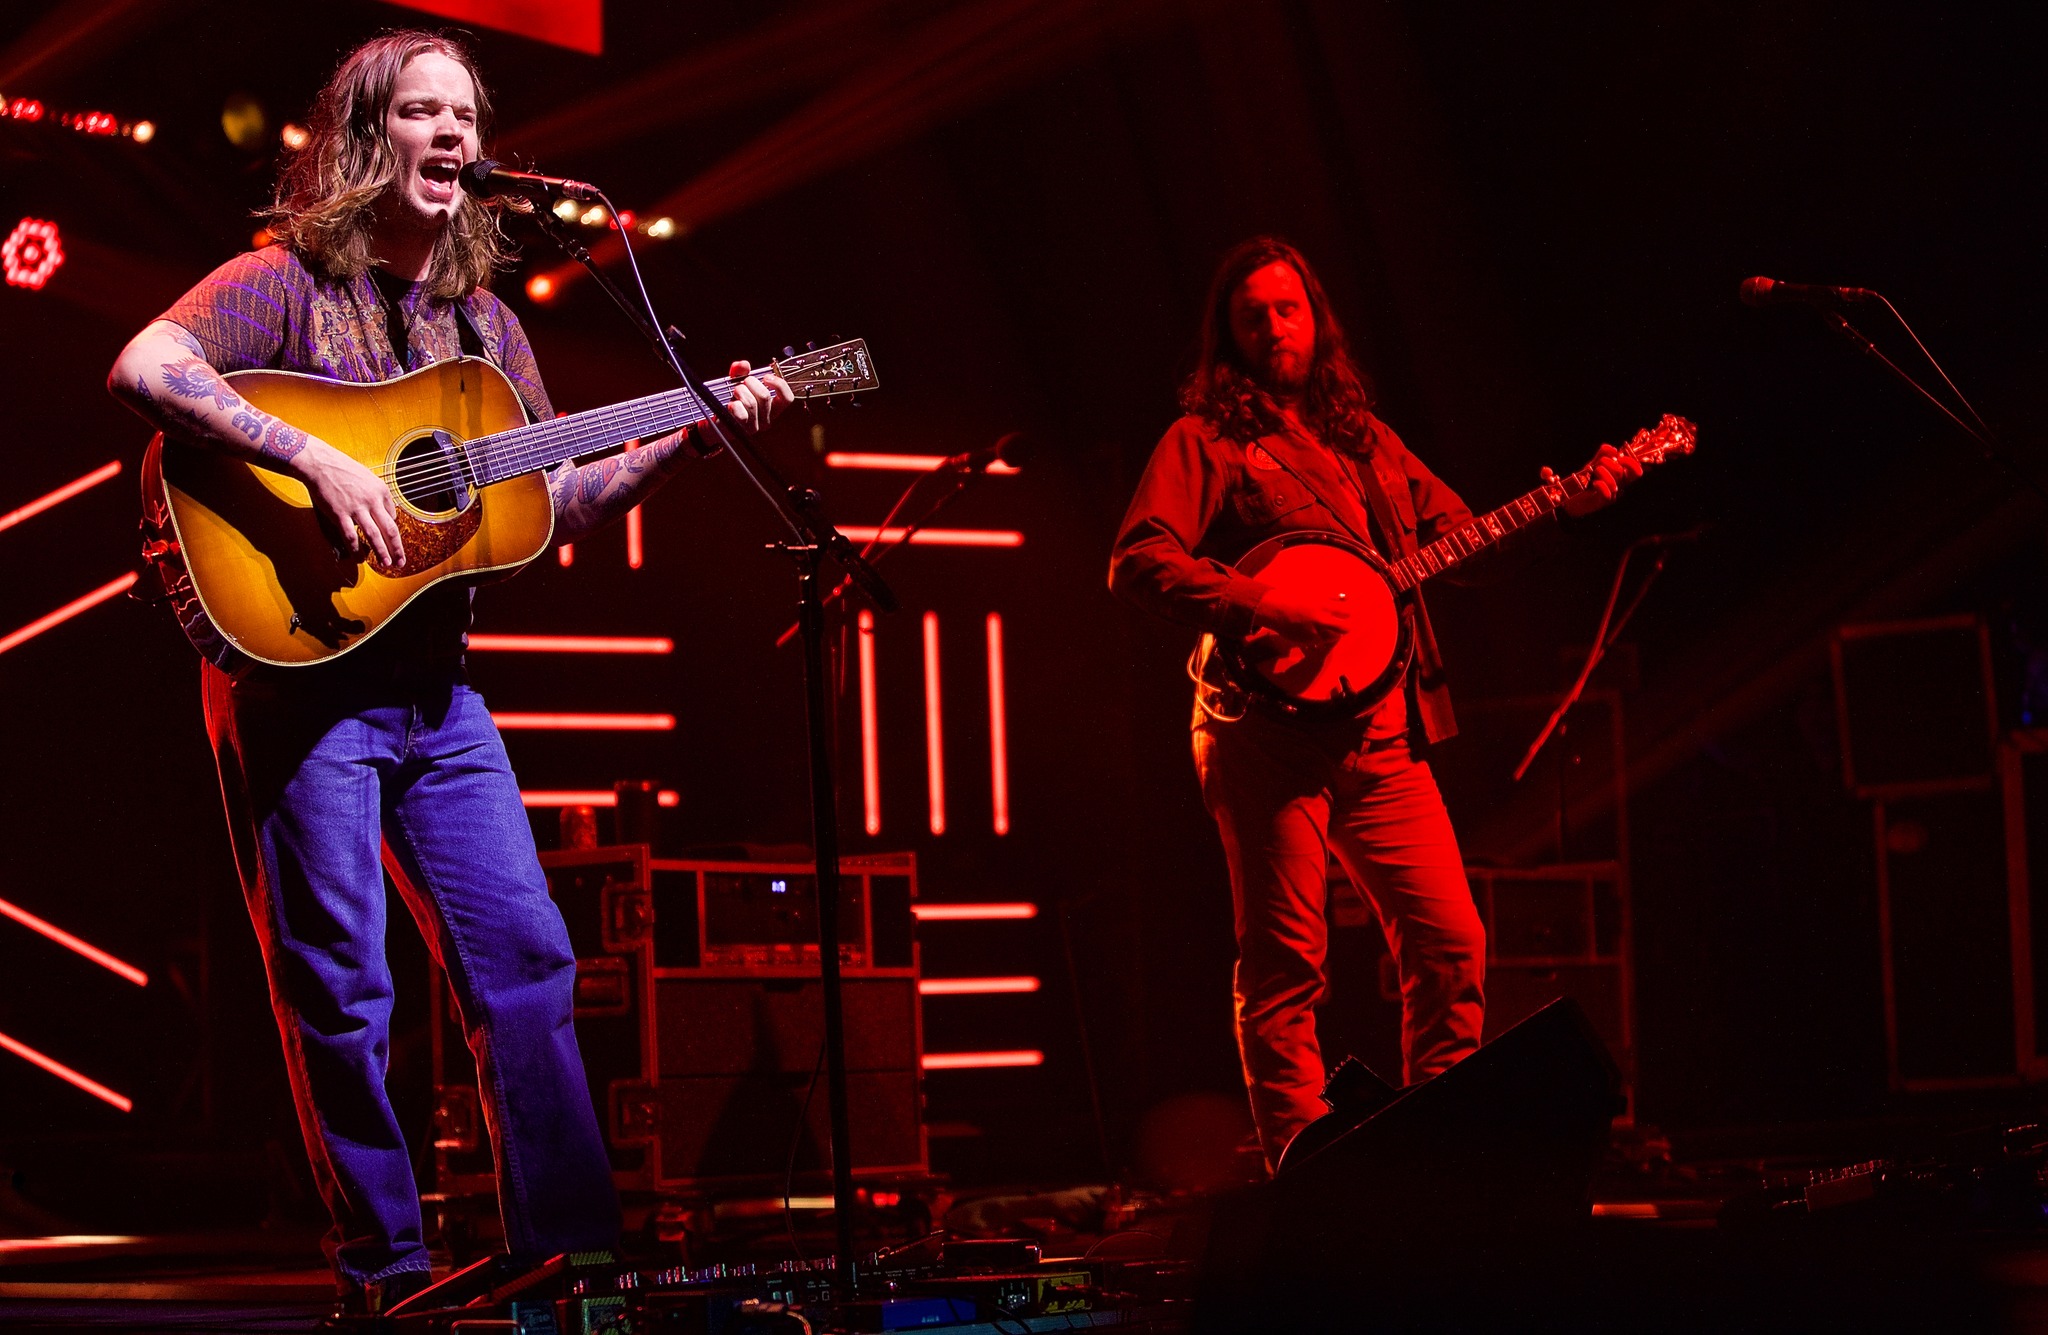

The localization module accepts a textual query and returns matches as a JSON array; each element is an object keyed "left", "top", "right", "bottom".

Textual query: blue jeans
[{"left": 201, "top": 661, "right": 619, "bottom": 1287}]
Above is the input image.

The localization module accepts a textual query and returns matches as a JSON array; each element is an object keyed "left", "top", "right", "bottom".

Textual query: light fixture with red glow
[
  {"left": 910, "top": 902, "right": 1038, "bottom": 922},
  {"left": 858, "top": 609, "right": 881, "bottom": 836},
  {"left": 986, "top": 612, "right": 1010, "bottom": 835},
  {"left": 0, "top": 1029, "right": 132, "bottom": 1112},
  {"left": 839, "top": 526, "right": 1023, "bottom": 548},
  {"left": 625, "top": 506, "right": 644, "bottom": 569},
  {"left": 467, "top": 633, "right": 674, "bottom": 654},
  {"left": 0, "top": 895, "right": 148, "bottom": 987},
  {"left": 527, "top": 273, "right": 557, "bottom": 303},
  {"left": 825, "top": 452, "right": 1019, "bottom": 475},
  {"left": 921, "top": 1050, "right": 1045, "bottom": 1070},
  {"left": 0, "top": 572, "right": 137, "bottom": 657},
  {"left": 557, "top": 543, "right": 574, "bottom": 566},
  {"left": 521, "top": 789, "right": 681, "bottom": 808},
  {"left": 3, "top": 218, "right": 64, "bottom": 290},
  {"left": 492, "top": 712, "right": 676, "bottom": 731},
  {"left": 0, "top": 460, "right": 121, "bottom": 534},
  {"left": 923, "top": 611, "right": 945, "bottom": 836},
  {"left": 1, "top": 97, "right": 155, "bottom": 142},
  {"left": 918, "top": 976, "right": 1040, "bottom": 995}
]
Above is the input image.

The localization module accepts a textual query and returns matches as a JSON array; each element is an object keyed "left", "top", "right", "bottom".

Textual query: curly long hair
[
  {"left": 1180, "top": 236, "right": 1376, "bottom": 454},
  {"left": 262, "top": 30, "right": 512, "bottom": 300}
]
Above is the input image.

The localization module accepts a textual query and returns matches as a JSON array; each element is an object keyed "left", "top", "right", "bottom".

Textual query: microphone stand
[{"left": 532, "top": 207, "right": 891, "bottom": 1294}]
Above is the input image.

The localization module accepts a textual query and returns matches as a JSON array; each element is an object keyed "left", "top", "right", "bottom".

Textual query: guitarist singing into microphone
[
  {"left": 1109, "top": 237, "right": 1639, "bottom": 1174},
  {"left": 105, "top": 32, "right": 788, "bottom": 1318}
]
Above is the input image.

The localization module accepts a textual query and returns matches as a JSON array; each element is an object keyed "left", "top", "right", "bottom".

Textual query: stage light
[
  {"left": 128, "top": 120, "right": 154, "bottom": 144},
  {"left": 0, "top": 1029, "right": 132, "bottom": 1112},
  {"left": 0, "top": 460, "right": 121, "bottom": 534},
  {"left": 579, "top": 205, "right": 608, "bottom": 227},
  {"left": 924, "top": 611, "right": 946, "bottom": 836},
  {"left": 491, "top": 712, "right": 676, "bottom": 730},
  {"left": 859, "top": 609, "right": 881, "bottom": 835},
  {"left": 0, "top": 895, "right": 148, "bottom": 987},
  {"left": 521, "top": 789, "right": 680, "bottom": 808},
  {"left": 251, "top": 228, "right": 276, "bottom": 249},
  {"left": 60, "top": 110, "right": 118, "bottom": 136},
  {"left": 557, "top": 543, "right": 574, "bottom": 565},
  {"left": 3, "top": 218, "right": 64, "bottom": 290},
  {"left": 910, "top": 902, "right": 1038, "bottom": 921},
  {"left": 986, "top": 613, "right": 1010, "bottom": 835},
  {"left": 552, "top": 198, "right": 580, "bottom": 221},
  {"left": 644, "top": 216, "right": 676, "bottom": 239},
  {"left": 526, "top": 273, "right": 556, "bottom": 302},
  {"left": 280, "top": 122, "right": 310, "bottom": 150},
  {"left": 838, "top": 526, "right": 1024, "bottom": 548},
  {"left": 613, "top": 210, "right": 635, "bottom": 231},
  {"left": 919, "top": 976, "right": 1040, "bottom": 995},
  {"left": 921, "top": 1050, "right": 1044, "bottom": 1070},
  {"left": 467, "top": 633, "right": 674, "bottom": 653},
  {"left": 7, "top": 98, "right": 45, "bottom": 122},
  {"left": 0, "top": 572, "right": 137, "bottom": 657},
  {"left": 825, "top": 451, "right": 1020, "bottom": 474},
  {"left": 221, "top": 93, "right": 266, "bottom": 150}
]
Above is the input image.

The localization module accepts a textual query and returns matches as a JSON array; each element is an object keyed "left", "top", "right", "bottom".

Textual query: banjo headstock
[{"left": 1622, "top": 413, "right": 1699, "bottom": 466}]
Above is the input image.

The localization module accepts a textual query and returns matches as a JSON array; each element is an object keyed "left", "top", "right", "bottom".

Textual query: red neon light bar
[
  {"left": 468, "top": 634, "right": 674, "bottom": 654},
  {"left": 858, "top": 609, "right": 881, "bottom": 836},
  {"left": 825, "top": 452, "right": 1019, "bottom": 475},
  {"left": 986, "top": 613, "right": 1010, "bottom": 836},
  {"left": 0, "top": 1029, "right": 132, "bottom": 1112},
  {"left": 919, "top": 976, "right": 1041, "bottom": 995},
  {"left": 0, "top": 895, "right": 147, "bottom": 987},
  {"left": 0, "top": 571, "right": 137, "bottom": 657},
  {"left": 558, "top": 543, "right": 574, "bottom": 566},
  {"left": 492, "top": 712, "right": 676, "bottom": 731},
  {"left": 521, "top": 790, "right": 681, "bottom": 808},
  {"left": 626, "top": 505, "right": 644, "bottom": 569},
  {"left": 838, "top": 527, "right": 1024, "bottom": 548},
  {"left": 911, "top": 902, "right": 1038, "bottom": 921},
  {"left": 922, "top": 1050, "right": 1045, "bottom": 1070},
  {"left": 924, "top": 611, "right": 946, "bottom": 836},
  {"left": 0, "top": 460, "right": 121, "bottom": 534}
]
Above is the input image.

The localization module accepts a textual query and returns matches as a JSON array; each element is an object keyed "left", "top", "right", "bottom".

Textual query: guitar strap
[{"left": 1259, "top": 430, "right": 1377, "bottom": 553}]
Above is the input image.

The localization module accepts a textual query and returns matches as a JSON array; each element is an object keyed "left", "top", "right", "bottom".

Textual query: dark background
[{"left": 2, "top": 0, "right": 2045, "bottom": 1226}]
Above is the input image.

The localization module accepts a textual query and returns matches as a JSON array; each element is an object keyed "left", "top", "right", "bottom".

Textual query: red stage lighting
[
  {"left": 910, "top": 902, "right": 1038, "bottom": 921},
  {"left": 986, "top": 612, "right": 1010, "bottom": 835},
  {"left": 0, "top": 460, "right": 121, "bottom": 534},
  {"left": 492, "top": 712, "right": 676, "bottom": 731},
  {"left": 0, "top": 572, "right": 137, "bottom": 657},
  {"left": 859, "top": 609, "right": 881, "bottom": 835},
  {"left": 0, "top": 1029, "right": 132, "bottom": 1112},
  {"left": 526, "top": 272, "right": 557, "bottom": 303},
  {"left": 467, "top": 633, "right": 674, "bottom": 654},
  {"left": 919, "top": 976, "right": 1040, "bottom": 995},
  {"left": 924, "top": 611, "right": 946, "bottom": 835},
  {"left": 839, "top": 526, "right": 1024, "bottom": 548},
  {"left": 521, "top": 789, "right": 680, "bottom": 808},
  {"left": 922, "top": 1050, "right": 1044, "bottom": 1070},
  {"left": 6, "top": 98, "right": 45, "bottom": 122},
  {"left": 0, "top": 895, "right": 148, "bottom": 987},
  {"left": 825, "top": 451, "right": 1020, "bottom": 475},
  {"left": 3, "top": 218, "right": 64, "bottom": 290}
]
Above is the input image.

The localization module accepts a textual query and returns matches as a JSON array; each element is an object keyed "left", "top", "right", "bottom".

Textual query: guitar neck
[
  {"left": 467, "top": 377, "right": 740, "bottom": 485},
  {"left": 1384, "top": 466, "right": 1597, "bottom": 594}
]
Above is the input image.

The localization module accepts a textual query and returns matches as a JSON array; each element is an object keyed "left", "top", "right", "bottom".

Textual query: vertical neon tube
[
  {"left": 986, "top": 612, "right": 1010, "bottom": 835},
  {"left": 557, "top": 543, "right": 574, "bottom": 567},
  {"left": 858, "top": 609, "right": 881, "bottom": 835},
  {"left": 923, "top": 611, "right": 946, "bottom": 835},
  {"left": 626, "top": 506, "right": 643, "bottom": 569}
]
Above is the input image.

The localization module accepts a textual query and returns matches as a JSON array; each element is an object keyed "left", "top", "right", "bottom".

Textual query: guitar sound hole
[{"left": 393, "top": 435, "right": 466, "bottom": 515}]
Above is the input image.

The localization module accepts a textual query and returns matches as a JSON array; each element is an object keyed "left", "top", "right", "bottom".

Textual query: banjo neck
[{"left": 1384, "top": 412, "right": 1698, "bottom": 594}]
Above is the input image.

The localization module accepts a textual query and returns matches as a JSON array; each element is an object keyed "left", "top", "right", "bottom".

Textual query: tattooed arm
[
  {"left": 108, "top": 320, "right": 405, "bottom": 566},
  {"left": 548, "top": 360, "right": 790, "bottom": 545}
]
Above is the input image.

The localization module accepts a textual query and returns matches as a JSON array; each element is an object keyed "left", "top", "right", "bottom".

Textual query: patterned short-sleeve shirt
[{"left": 157, "top": 247, "right": 552, "bottom": 676}]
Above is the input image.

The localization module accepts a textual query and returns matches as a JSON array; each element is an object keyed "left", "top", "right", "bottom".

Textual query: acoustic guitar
[
  {"left": 141, "top": 340, "right": 876, "bottom": 667},
  {"left": 1212, "top": 413, "right": 1698, "bottom": 719}
]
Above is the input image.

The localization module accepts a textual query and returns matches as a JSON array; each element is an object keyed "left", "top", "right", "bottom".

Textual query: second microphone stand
[{"left": 534, "top": 210, "right": 891, "bottom": 1291}]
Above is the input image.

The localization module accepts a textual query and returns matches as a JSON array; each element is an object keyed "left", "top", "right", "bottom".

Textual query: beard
[{"left": 1258, "top": 345, "right": 1311, "bottom": 395}]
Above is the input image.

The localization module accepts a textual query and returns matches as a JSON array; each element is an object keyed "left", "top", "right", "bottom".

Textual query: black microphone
[
  {"left": 1740, "top": 276, "right": 1877, "bottom": 307},
  {"left": 941, "top": 430, "right": 1033, "bottom": 473},
  {"left": 458, "top": 158, "right": 601, "bottom": 204}
]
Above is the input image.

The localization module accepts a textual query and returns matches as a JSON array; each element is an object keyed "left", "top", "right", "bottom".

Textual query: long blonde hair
[{"left": 263, "top": 31, "right": 512, "bottom": 299}]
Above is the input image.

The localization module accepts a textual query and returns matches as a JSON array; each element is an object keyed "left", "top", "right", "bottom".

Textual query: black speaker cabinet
[
  {"left": 1832, "top": 615, "right": 1998, "bottom": 798},
  {"left": 1194, "top": 999, "right": 1621, "bottom": 1333}
]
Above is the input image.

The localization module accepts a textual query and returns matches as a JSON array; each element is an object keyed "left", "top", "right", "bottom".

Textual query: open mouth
[{"left": 420, "top": 159, "right": 461, "bottom": 203}]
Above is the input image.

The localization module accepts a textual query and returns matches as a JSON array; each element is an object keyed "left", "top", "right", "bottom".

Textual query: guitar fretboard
[{"left": 464, "top": 380, "right": 739, "bottom": 487}]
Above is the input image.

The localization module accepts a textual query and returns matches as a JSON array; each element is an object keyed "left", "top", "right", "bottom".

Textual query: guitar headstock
[
  {"left": 770, "top": 339, "right": 879, "bottom": 403},
  {"left": 1623, "top": 413, "right": 1699, "bottom": 466}
]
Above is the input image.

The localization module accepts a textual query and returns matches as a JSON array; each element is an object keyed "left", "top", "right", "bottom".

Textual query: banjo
[{"left": 1212, "top": 413, "right": 1698, "bottom": 719}]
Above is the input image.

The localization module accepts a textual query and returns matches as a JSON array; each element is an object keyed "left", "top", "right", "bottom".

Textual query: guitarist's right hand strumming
[
  {"left": 108, "top": 317, "right": 407, "bottom": 568},
  {"left": 1251, "top": 583, "right": 1354, "bottom": 647}
]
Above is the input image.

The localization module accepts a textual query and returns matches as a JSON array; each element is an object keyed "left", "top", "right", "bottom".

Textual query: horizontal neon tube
[
  {"left": 922, "top": 1050, "right": 1045, "bottom": 1070},
  {"left": 468, "top": 634, "right": 674, "bottom": 654},
  {"left": 521, "top": 790, "right": 680, "bottom": 808},
  {"left": 0, "top": 1029, "right": 133, "bottom": 1112},
  {"left": 0, "top": 460, "right": 122, "bottom": 534},
  {"left": 0, "top": 572, "right": 138, "bottom": 657},
  {"left": 911, "top": 902, "right": 1038, "bottom": 921},
  {"left": 0, "top": 1236, "right": 145, "bottom": 1254},
  {"left": 919, "top": 976, "right": 1041, "bottom": 995},
  {"left": 0, "top": 895, "right": 148, "bottom": 986},
  {"left": 839, "top": 527, "right": 1024, "bottom": 548},
  {"left": 493, "top": 712, "right": 676, "bottom": 731},
  {"left": 825, "top": 452, "right": 1019, "bottom": 475}
]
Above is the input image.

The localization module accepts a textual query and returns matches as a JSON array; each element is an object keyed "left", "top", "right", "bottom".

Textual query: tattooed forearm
[
  {"left": 229, "top": 409, "right": 265, "bottom": 442},
  {"left": 135, "top": 375, "right": 153, "bottom": 403},
  {"left": 261, "top": 419, "right": 308, "bottom": 463},
  {"left": 548, "top": 430, "right": 693, "bottom": 543}
]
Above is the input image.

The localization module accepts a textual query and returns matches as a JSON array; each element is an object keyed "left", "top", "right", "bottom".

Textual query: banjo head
[{"left": 1224, "top": 530, "right": 1415, "bottom": 717}]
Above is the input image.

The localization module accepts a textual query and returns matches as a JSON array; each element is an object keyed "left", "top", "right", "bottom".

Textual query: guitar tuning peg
[
  {"left": 806, "top": 341, "right": 817, "bottom": 352},
  {"left": 783, "top": 346, "right": 797, "bottom": 359}
]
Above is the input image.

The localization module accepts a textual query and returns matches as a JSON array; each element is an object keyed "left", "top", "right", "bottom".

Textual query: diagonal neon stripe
[
  {"left": 0, "top": 895, "right": 148, "bottom": 986},
  {"left": 0, "top": 461, "right": 122, "bottom": 534},
  {"left": 0, "top": 572, "right": 138, "bottom": 656},
  {"left": 0, "top": 1030, "right": 133, "bottom": 1112}
]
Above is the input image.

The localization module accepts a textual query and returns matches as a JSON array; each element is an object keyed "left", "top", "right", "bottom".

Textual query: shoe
[{"left": 324, "top": 1266, "right": 437, "bottom": 1327}]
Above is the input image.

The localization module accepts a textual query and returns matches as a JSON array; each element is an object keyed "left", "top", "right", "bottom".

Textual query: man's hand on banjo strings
[{"left": 1252, "top": 583, "right": 1355, "bottom": 646}]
